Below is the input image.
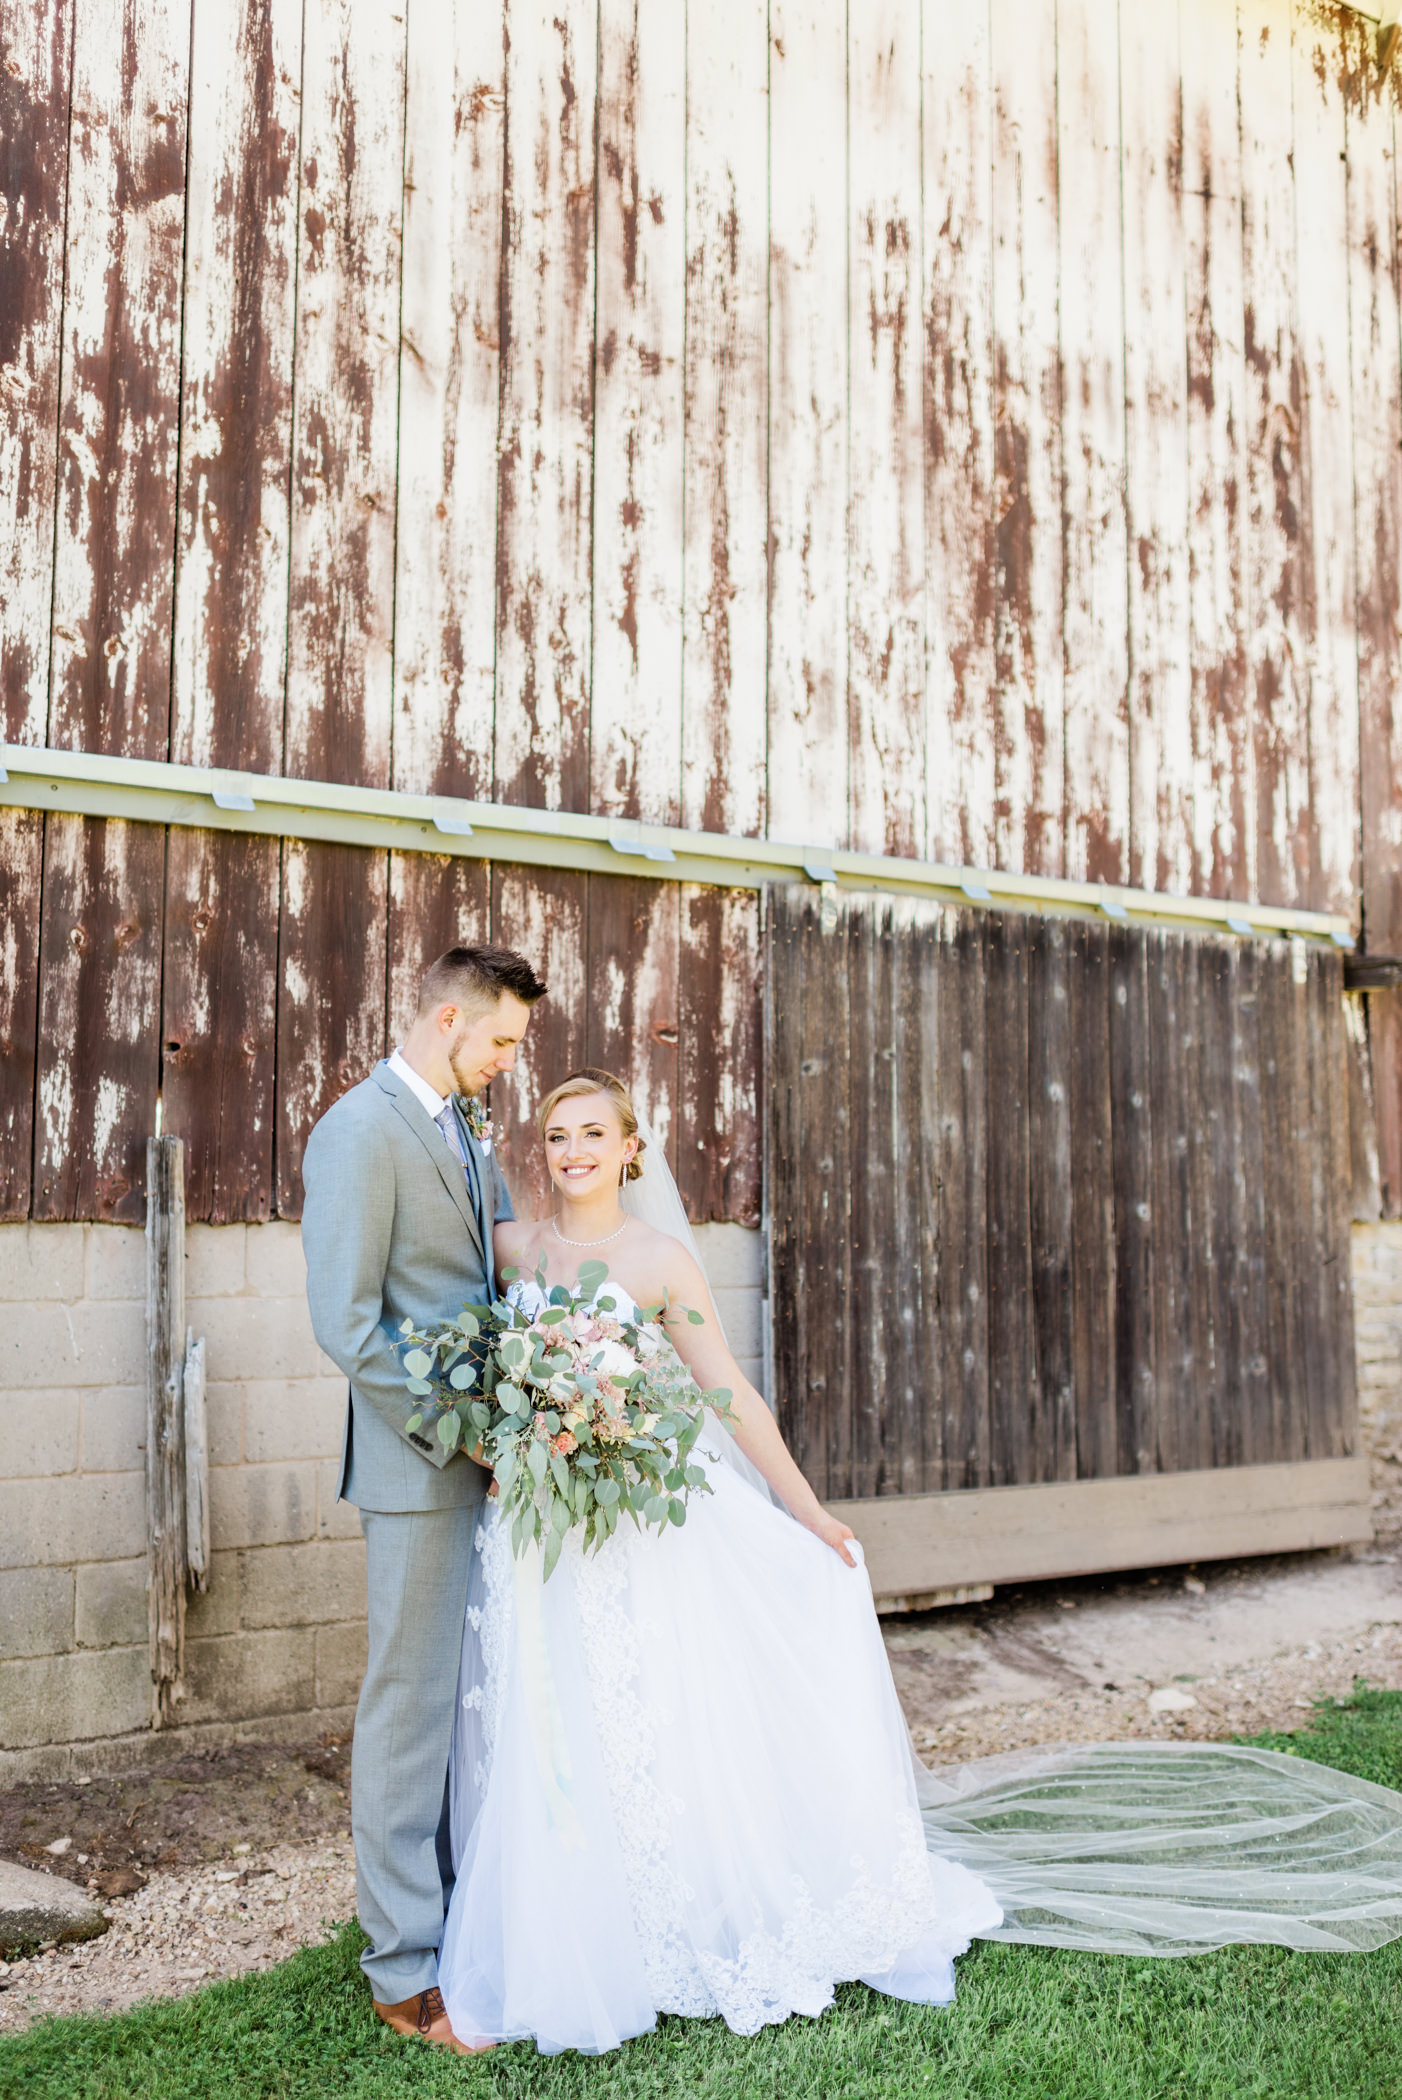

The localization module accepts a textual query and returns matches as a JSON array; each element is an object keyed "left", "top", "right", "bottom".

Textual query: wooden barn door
[{"left": 764, "top": 887, "right": 1368, "bottom": 1601}]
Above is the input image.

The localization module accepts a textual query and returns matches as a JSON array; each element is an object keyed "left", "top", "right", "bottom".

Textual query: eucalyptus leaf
[
  {"left": 404, "top": 1412, "right": 423, "bottom": 1435},
  {"left": 448, "top": 1363, "right": 476, "bottom": 1390},
  {"left": 667, "top": 1497, "right": 686, "bottom": 1526},
  {"left": 406, "top": 1377, "right": 434, "bottom": 1397},
  {"left": 403, "top": 1348, "right": 433, "bottom": 1378},
  {"left": 527, "top": 1441, "right": 548, "bottom": 1486},
  {"left": 576, "top": 1259, "right": 609, "bottom": 1295},
  {"left": 437, "top": 1410, "right": 461, "bottom": 1449}
]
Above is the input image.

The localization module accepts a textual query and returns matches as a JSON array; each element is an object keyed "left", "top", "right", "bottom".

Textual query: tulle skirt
[{"left": 438, "top": 1455, "right": 1002, "bottom": 2055}]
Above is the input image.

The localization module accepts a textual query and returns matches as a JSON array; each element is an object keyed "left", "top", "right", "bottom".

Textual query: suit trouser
[{"left": 354, "top": 1502, "right": 478, "bottom": 2001}]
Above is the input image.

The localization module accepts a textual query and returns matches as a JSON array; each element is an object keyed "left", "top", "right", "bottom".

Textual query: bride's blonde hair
[{"left": 537, "top": 1068, "right": 646, "bottom": 1183}]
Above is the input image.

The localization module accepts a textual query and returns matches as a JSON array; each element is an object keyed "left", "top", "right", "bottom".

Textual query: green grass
[{"left": 3, "top": 1687, "right": 1400, "bottom": 2100}]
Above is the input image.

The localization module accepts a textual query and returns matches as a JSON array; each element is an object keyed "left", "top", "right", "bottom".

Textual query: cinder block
[
  {"left": 0, "top": 1302, "right": 147, "bottom": 1389},
  {"left": 83, "top": 1224, "right": 146, "bottom": 1301},
  {"left": 709, "top": 1285, "right": 762, "bottom": 1360},
  {"left": 184, "top": 1223, "right": 247, "bottom": 1299},
  {"left": 240, "top": 1539, "right": 366, "bottom": 1630},
  {"left": 208, "top": 1462, "right": 317, "bottom": 1551},
  {"left": 0, "top": 1566, "right": 74, "bottom": 1661},
  {"left": 75, "top": 1558, "right": 147, "bottom": 1649},
  {"left": 0, "top": 1472, "right": 145, "bottom": 1571},
  {"left": 691, "top": 1222, "right": 764, "bottom": 1290},
  {"left": 181, "top": 1627, "right": 316, "bottom": 1726},
  {"left": 243, "top": 1379, "right": 345, "bottom": 1464},
  {"left": 0, "top": 1646, "right": 148, "bottom": 1752},
  {"left": 185, "top": 1551, "right": 241, "bottom": 1639},
  {"left": 0, "top": 1391, "right": 79, "bottom": 1478},
  {"left": 197, "top": 1296, "right": 319, "bottom": 1383},
  {"left": 204, "top": 1381, "right": 245, "bottom": 1466},
  {"left": 245, "top": 1222, "right": 306, "bottom": 1298},
  {"left": 315, "top": 1619, "right": 368, "bottom": 1708},
  {"left": 315, "top": 1457, "right": 359, "bottom": 1539},
  {"left": 78, "top": 1386, "right": 145, "bottom": 1474},
  {"left": 0, "top": 1225, "right": 85, "bottom": 1300}
]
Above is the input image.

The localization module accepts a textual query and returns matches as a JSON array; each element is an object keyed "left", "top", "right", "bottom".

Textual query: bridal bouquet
[{"left": 398, "top": 1260, "right": 735, "bottom": 1578}]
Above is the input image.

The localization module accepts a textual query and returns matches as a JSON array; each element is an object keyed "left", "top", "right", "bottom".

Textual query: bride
[{"left": 437, "top": 1068, "right": 1402, "bottom": 2058}]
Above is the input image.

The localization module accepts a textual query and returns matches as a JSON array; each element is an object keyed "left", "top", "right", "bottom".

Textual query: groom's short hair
[{"left": 417, "top": 944, "right": 548, "bottom": 1020}]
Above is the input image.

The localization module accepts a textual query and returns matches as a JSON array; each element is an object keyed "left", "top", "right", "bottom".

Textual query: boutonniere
[{"left": 461, "top": 1095, "right": 494, "bottom": 1153}]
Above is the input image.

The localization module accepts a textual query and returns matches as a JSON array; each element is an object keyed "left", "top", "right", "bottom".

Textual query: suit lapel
[{"left": 371, "top": 1065, "right": 484, "bottom": 1259}]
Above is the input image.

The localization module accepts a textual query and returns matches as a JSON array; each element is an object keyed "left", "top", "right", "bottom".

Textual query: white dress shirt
[{"left": 387, "top": 1047, "right": 449, "bottom": 1121}]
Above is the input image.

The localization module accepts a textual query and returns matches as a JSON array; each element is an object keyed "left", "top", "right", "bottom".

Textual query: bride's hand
[{"left": 805, "top": 1511, "right": 858, "bottom": 1568}]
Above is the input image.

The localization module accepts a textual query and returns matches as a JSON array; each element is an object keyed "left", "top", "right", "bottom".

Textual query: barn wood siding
[
  {"left": 766, "top": 886, "right": 1357, "bottom": 1496},
  {"left": 3, "top": 0, "right": 1399, "bottom": 1225}
]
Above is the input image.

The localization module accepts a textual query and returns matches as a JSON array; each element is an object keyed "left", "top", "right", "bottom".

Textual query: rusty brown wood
[
  {"left": 493, "top": 0, "right": 597, "bottom": 815},
  {"left": 488, "top": 863, "right": 588, "bottom": 1217},
  {"left": 0, "top": 0, "right": 73, "bottom": 744},
  {"left": 989, "top": 0, "right": 1064, "bottom": 876},
  {"left": 48, "top": 0, "right": 187, "bottom": 762},
  {"left": 33, "top": 814, "right": 164, "bottom": 1223},
  {"left": 1293, "top": 2, "right": 1359, "bottom": 920},
  {"left": 591, "top": 0, "right": 685, "bottom": 826},
  {"left": 1067, "top": 915, "right": 1116, "bottom": 1479},
  {"left": 145, "top": 1132, "right": 188, "bottom": 1724},
  {"left": 1057, "top": 0, "right": 1129, "bottom": 885},
  {"left": 273, "top": 841, "right": 388, "bottom": 1218},
  {"left": 284, "top": 0, "right": 403, "bottom": 793},
  {"left": 172, "top": 0, "right": 299, "bottom": 776},
  {"left": 1120, "top": 0, "right": 1193, "bottom": 894},
  {"left": 1239, "top": 0, "right": 1309, "bottom": 909},
  {"left": 921, "top": 0, "right": 997, "bottom": 870},
  {"left": 161, "top": 829, "right": 278, "bottom": 1224},
  {"left": 847, "top": 0, "right": 924, "bottom": 861},
  {"left": 1181, "top": 0, "right": 1251, "bottom": 900},
  {"left": 584, "top": 872, "right": 681, "bottom": 1176},
  {"left": 393, "top": 0, "right": 504, "bottom": 799},
  {"left": 675, "top": 884, "right": 762, "bottom": 1225},
  {"left": 767, "top": 0, "right": 848, "bottom": 853},
  {"left": 0, "top": 810, "right": 43, "bottom": 1219},
  {"left": 681, "top": 0, "right": 767, "bottom": 838},
  {"left": 386, "top": 853, "right": 491, "bottom": 1047}
]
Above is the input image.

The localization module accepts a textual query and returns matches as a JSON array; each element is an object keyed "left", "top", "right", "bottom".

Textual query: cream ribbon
[{"left": 511, "top": 1533, "right": 585, "bottom": 1851}]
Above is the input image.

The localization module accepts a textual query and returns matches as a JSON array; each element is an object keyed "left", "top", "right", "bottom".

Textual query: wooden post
[
  {"left": 183, "top": 1332, "right": 210, "bottom": 1593},
  {"left": 146, "top": 1135, "right": 187, "bottom": 1724}
]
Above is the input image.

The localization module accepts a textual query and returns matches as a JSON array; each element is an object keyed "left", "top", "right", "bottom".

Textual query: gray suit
[{"left": 301, "top": 1061, "right": 512, "bottom": 2001}]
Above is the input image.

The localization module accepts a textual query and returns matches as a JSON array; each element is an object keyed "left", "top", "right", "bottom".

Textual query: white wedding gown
[{"left": 437, "top": 1278, "right": 1002, "bottom": 2055}]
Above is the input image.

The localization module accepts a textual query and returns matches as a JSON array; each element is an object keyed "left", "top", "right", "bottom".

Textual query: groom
[{"left": 301, "top": 943, "right": 547, "bottom": 2055}]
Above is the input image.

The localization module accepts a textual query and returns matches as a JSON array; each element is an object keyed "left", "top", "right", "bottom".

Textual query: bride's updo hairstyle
[{"left": 538, "top": 1068, "right": 646, "bottom": 1182}]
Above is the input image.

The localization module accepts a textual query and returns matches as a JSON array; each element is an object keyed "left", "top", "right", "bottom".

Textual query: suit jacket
[{"left": 301, "top": 1061, "right": 514, "bottom": 1513}]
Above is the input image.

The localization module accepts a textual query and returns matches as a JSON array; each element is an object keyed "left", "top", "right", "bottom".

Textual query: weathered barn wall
[
  {"left": 4, "top": 0, "right": 1402, "bottom": 1222},
  {"left": 0, "top": 1220, "right": 765, "bottom": 1783}
]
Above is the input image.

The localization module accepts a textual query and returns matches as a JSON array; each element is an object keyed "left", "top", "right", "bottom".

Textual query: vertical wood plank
[
  {"left": 921, "top": 0, "right": 996, "bottom": 870},
  {"left": 488, "top": 863, "right": 588, "bottom": 1216},
  {"left": 1292, "top": 1, "right": 1358, "bottom": 918},
  {"left": 675, "top": 885, "right": 762, "bottom": 1226},
  {"left": 847, "top": 901, "right": 897, "bottom": 1497},
  {"left": 911, "top": 907, "right": 946, "bottom": 1492},
  {"left": 274, "top": 843, "right": 388, "bottom": 1218},
  {"left": 681, "top": 0, "right": 768, "bottom": 838},
  {"left": 1314, "top": 949, "right": 1357, "bottom": 1453},
  {"left": 391, "top": 0, "right": 504, "bottom": 798},
  {"left": 49, "top": 0, "right": 188, "bottom": 759},
  {"left": 584, "top": 874, "right": 680, "bottom": 1171},
  {"left": 1181, "top": 0, "right": 1253, "bottom": 899},
  {"left": 1373, "top": 992, "right": 1402, "bottom": 1218},
  {"left": 385, "top": 853, "right": 491, "bottom": 1047},
  {"left": 1257, "top": 939, "right": 1309, "bottom": 1459},
  {"left": 591, "top": 0, "right": 685, "bottom": 824},
  {"left": 0, "top": 0, "right": 73, "bottom": 743},
  {"left": 983, "top": 910, "right": 1038, "bottom": 1485},
  {"left": 1228, "top": 938, "right": 1273, "bottom": 1461},
  {"left": 1068, "top": 916, "right": 1117, "bottom": 1478},
  {"left": 847, "top": 0, "right": 924, "bottom": 859},
  {"left": 172, "top": 0, "right": 300, "bottom": 775},
  {"left": 767, "top": 0, "right": 848, "bottom": 852},
  {"left": 891, "top": 899, "right": 932, "bottom": 1494},
  {"left": 1058, "top": 0, "right": 1129, "bottom": 884},
  {"left": 1238, "top": 0, "right": 1310, "bottom": 909},
  {"left": 764, "top": 896, "right": 801, "bottom": 1454},
  {"left": 1120, "top": 0, "right": 1194, "bottom": 894},
  {"left": 936, "top": 908, "right": 989, "bottom": 1488},
  {"left": 0, "top": 811, "right": 43, "bottom": 1218},
  {"left": 1179, "top": 935, "right": 1222, "bottom": 1472},
  {"left": 1027, "top": 915, "right": 1074, "bottom": 1480},
  {"left": 989, "top": 0, "right": 1064, "bottom": 876},
  {"left": 33, "top": 815, "right": 164, "bottom": 1222},
  {"left": 1107, "top": 922, "right": 1156, "bottom": 1471},
  {"left": 494, "top": 0, "right": 597, "bottom": 813},
  {"left": 1144, "top": 931, "right": 1194, "bottom": 1472},
  {"left": 284, "top": 0, "right": 404, "bottom": 791},
  {"left": 161, "top": 830, "right": 278, "bottom": 1223}
]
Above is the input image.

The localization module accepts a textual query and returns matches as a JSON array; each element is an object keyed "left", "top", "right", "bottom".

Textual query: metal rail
[{"left": 0, "top": 742, "right": 1355, "bottom": 943}]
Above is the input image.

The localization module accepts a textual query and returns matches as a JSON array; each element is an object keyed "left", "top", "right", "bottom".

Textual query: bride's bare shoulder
[{"left": 494, "top": 1216, "right": 546, "bottom": 1265}]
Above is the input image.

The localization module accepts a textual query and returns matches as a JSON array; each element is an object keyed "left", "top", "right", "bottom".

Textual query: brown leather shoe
[{"left": 372, "top": 1984, "right": 494, "bottom": 2055}]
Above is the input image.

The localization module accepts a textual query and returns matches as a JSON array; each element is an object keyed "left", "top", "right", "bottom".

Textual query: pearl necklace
[{"left": 551, "top": 1213, "right": 629, "bottom": 1248}]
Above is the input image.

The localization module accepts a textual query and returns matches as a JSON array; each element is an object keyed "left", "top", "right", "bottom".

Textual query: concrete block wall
[
  {"left": 0, "top": 1219, "right": 765, "bottom": 1781},
  {"left": 1353, "top": 1222, "right": 1402, "bottom": 1543}
]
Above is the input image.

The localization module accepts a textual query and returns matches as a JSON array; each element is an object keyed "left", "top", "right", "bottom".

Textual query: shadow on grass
[{"left": 4, "top": 1687, "right": 1401, "bottom": 2100}]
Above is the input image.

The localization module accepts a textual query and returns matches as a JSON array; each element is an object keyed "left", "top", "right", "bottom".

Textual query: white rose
[{"left": 590, "top": 1339, "right": 640, "bottom": 1380}]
